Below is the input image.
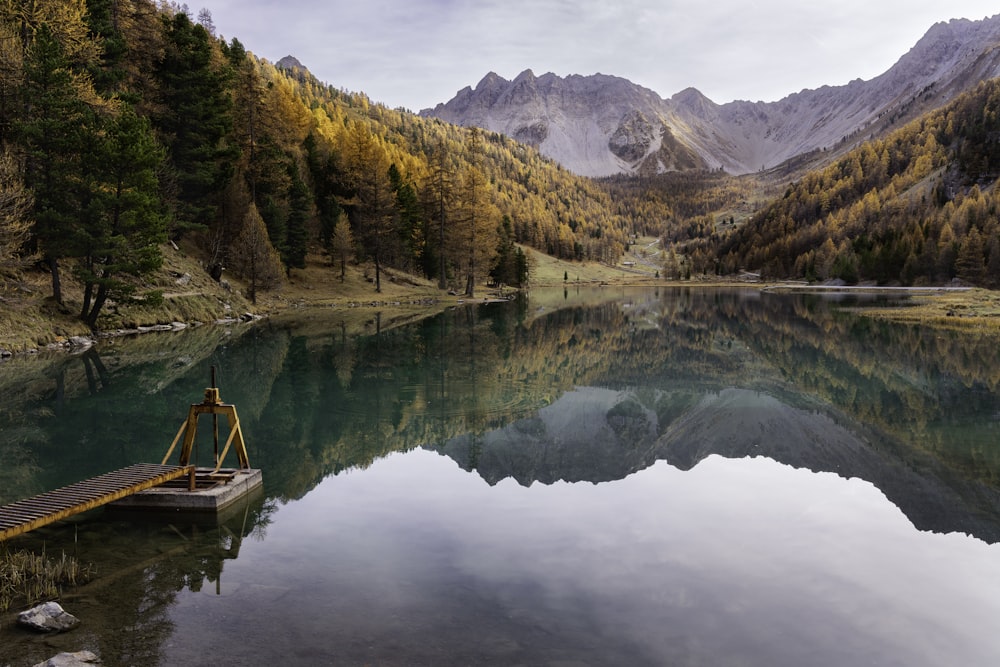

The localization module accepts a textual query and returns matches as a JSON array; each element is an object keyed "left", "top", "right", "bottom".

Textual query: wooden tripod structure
[{"left": 162, "top": 368, "right": 250, "bottom": 472}]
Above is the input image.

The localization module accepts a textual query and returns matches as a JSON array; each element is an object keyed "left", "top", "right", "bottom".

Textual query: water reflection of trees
[
  {"left": 4, "top": 288, "right": 1000, "bottom": 507},
  {"left": 0, "top": 324, "right": 261, "bottom": 504},
  {"left": 701, "top": 292, "right": 1000, "bottom": 484},
  {"left": 0, "top": 496, "right": 272, "bottom": 667}
]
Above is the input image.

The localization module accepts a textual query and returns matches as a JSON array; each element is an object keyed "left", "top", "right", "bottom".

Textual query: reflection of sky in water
[{"left": 165, "top": 449, "right": 1000, "bottom": 666}]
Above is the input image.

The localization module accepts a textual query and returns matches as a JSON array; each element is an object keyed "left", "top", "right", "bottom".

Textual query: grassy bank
[
  {"left": 850, "top": 287, "right": 1000, "bottom": 332},
  {"left": 4, "top": 240, "right": 1000, "bottom": 354},
  {"left": 0, "top": 547, "right": 92, "bottom": 615},
  {"left": 0, "top": 241, "right": 665, "bottom": 354},
  {"left": 0, "top": 242, "right": 448, "bottom": 354},
  {"left": 525, "top": 242, "right": 661, "bottom": 286}
]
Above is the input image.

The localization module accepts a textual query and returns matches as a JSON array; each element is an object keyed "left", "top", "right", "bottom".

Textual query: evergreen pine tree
[
  {"left": 389, "top": 163, "right": 421, "bottom": 272},
  {"left": 83, "top": 0, "right": 131, "bottom": 98},
  {"left": 284, "top": 161, "right": 311, "bottom": 274},
  {"left": 153, "top": 11, "right": 236, "bottom": 235},
  {"left": 422, "top": 139, "right": 453, "bottom": 288},
  {"left": 304, "top": 132, "right": 344, "bottom": 253},
  {"left": 16, "top": 25, "right": 89, "bottom": 303},
  {"left": 77, "top": 105, "right": 166, "bottom": 328},
  {"left": 490, "top": 215, "right": 519, "bottom": 287}
]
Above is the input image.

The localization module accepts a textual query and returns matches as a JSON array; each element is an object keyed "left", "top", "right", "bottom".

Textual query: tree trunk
[
  {"left": 48, "top": 255, "right": 63, "bottom": 305},
  {"left": 438, "top": 199, "right": 446, "bottom": 290},
  {"left": 80, "top": 281, "right": 94, "bottom": 321},
  {"left": 84, "top": 284, "right": 109, "bottom": 330},
  {"left": 465, "top": 247, "right": 476, "bottom": 297},
  {"left": 249, "top": 254, "right": 257, "bottom": 304}
]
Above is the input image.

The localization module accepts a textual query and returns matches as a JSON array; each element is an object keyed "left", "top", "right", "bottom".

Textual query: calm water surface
[{"left": 2, "top": 286, "right": 1000, "bottom": 666}]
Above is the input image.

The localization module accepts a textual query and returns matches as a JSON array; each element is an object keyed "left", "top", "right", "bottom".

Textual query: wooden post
[{"left": 167, "top": 377, "right": 251, "bottom": 471}]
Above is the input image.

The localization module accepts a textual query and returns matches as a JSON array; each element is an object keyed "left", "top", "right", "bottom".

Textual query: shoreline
[
  {"left": 760, "top": 284, "right": 972, "bottom": 295},
  {"left": 5, "top": 277, "right": 1000, "bottom": 360}
]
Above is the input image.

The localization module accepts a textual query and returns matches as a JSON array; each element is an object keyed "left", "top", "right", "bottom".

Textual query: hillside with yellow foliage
[{"left": 5, "top": 0, "right": 1000, "bottom": 350}]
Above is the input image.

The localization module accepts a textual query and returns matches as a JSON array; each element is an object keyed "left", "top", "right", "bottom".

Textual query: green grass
[{"left": 0, "top": 546, "right": 93, "bottom": 614}]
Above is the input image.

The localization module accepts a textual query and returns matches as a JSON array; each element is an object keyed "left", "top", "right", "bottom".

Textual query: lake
[{"left": 2, "top": 286, "right": 1000, "bottom": 666}]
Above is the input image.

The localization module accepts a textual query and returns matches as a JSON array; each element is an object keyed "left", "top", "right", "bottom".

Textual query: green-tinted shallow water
[{"left": 2, "top": 286, "right": 1000, "bottom": 666}]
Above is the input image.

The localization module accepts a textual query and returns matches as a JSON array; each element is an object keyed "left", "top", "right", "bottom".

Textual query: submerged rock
[
  {"left": 67, "top": 336, "right": 94, "bottom": 349},
  {"left": 17, "top": 601, "right": 80, "bottom": 633},
  {"left": 32, "top": 651, "right": 100, "bottom": 667}
]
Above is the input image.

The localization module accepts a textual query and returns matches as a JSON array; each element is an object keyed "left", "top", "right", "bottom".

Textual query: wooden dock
[{"left": 0, "top": 463, "right": 194, "bottom": 541}]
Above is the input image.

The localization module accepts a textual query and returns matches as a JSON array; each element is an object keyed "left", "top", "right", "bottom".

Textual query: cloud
[{"left": 202, "top": 0, "right": 1000, "bottom": 110}]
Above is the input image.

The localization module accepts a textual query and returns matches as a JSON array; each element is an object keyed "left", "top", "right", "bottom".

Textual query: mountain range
[{"left": 421, "top": 14, "right": 1000, "bottom": 177}]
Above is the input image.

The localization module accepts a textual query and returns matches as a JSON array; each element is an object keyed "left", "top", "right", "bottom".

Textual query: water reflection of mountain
[
  {"left": 5, "top": 287, "right": 1000, "bottom": 540},
  {"left": 431, "top": 385, "right": 1000, "bottom": 543}
]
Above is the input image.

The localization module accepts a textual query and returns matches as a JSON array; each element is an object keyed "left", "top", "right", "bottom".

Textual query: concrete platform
[{"left": 110, "top": 468, "right": 263, "bottom": 513}]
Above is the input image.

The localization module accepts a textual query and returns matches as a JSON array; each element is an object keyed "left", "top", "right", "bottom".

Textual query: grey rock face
[
  {"left": 17, "top": 601, "right": 80, "bottom": 633},
  {"left": 422, "top": 16, "right": 1000, "bottom": 177}
]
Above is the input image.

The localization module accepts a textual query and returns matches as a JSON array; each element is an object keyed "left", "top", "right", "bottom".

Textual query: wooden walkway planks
[{"left": 0, "top": 463, "right": 193, "bottom": 541}]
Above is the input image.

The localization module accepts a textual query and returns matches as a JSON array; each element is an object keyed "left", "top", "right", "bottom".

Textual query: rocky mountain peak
[
  {"left": 276, "top": 55, "right": 306, "bottom": 72},
  {"left": 475, "top": 71, "right": 507, "bottom": 91},
  {"left": 670, "top": 87, "right": 718, "bottom": 117},
  {"left": 512, "top": 68, "right": 537, "bottom": 84},
  {"left": 891, "top": 16, "right": 996, "bottom": 80},
  {"left": 421, "top": 14, "right": 1000, "bottom": 177}
]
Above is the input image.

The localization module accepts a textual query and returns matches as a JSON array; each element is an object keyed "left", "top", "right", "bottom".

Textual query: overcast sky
[{"left": 199, "top": 1, "right": 999, "bottom": 111}]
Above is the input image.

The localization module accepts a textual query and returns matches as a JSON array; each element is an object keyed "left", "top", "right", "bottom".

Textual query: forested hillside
[
  {"left": 0, "top": 0, "right": 654, "bottom": 332},
  {"left": 706, "top": 79, "right": 1000, "bottom": 286}
]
